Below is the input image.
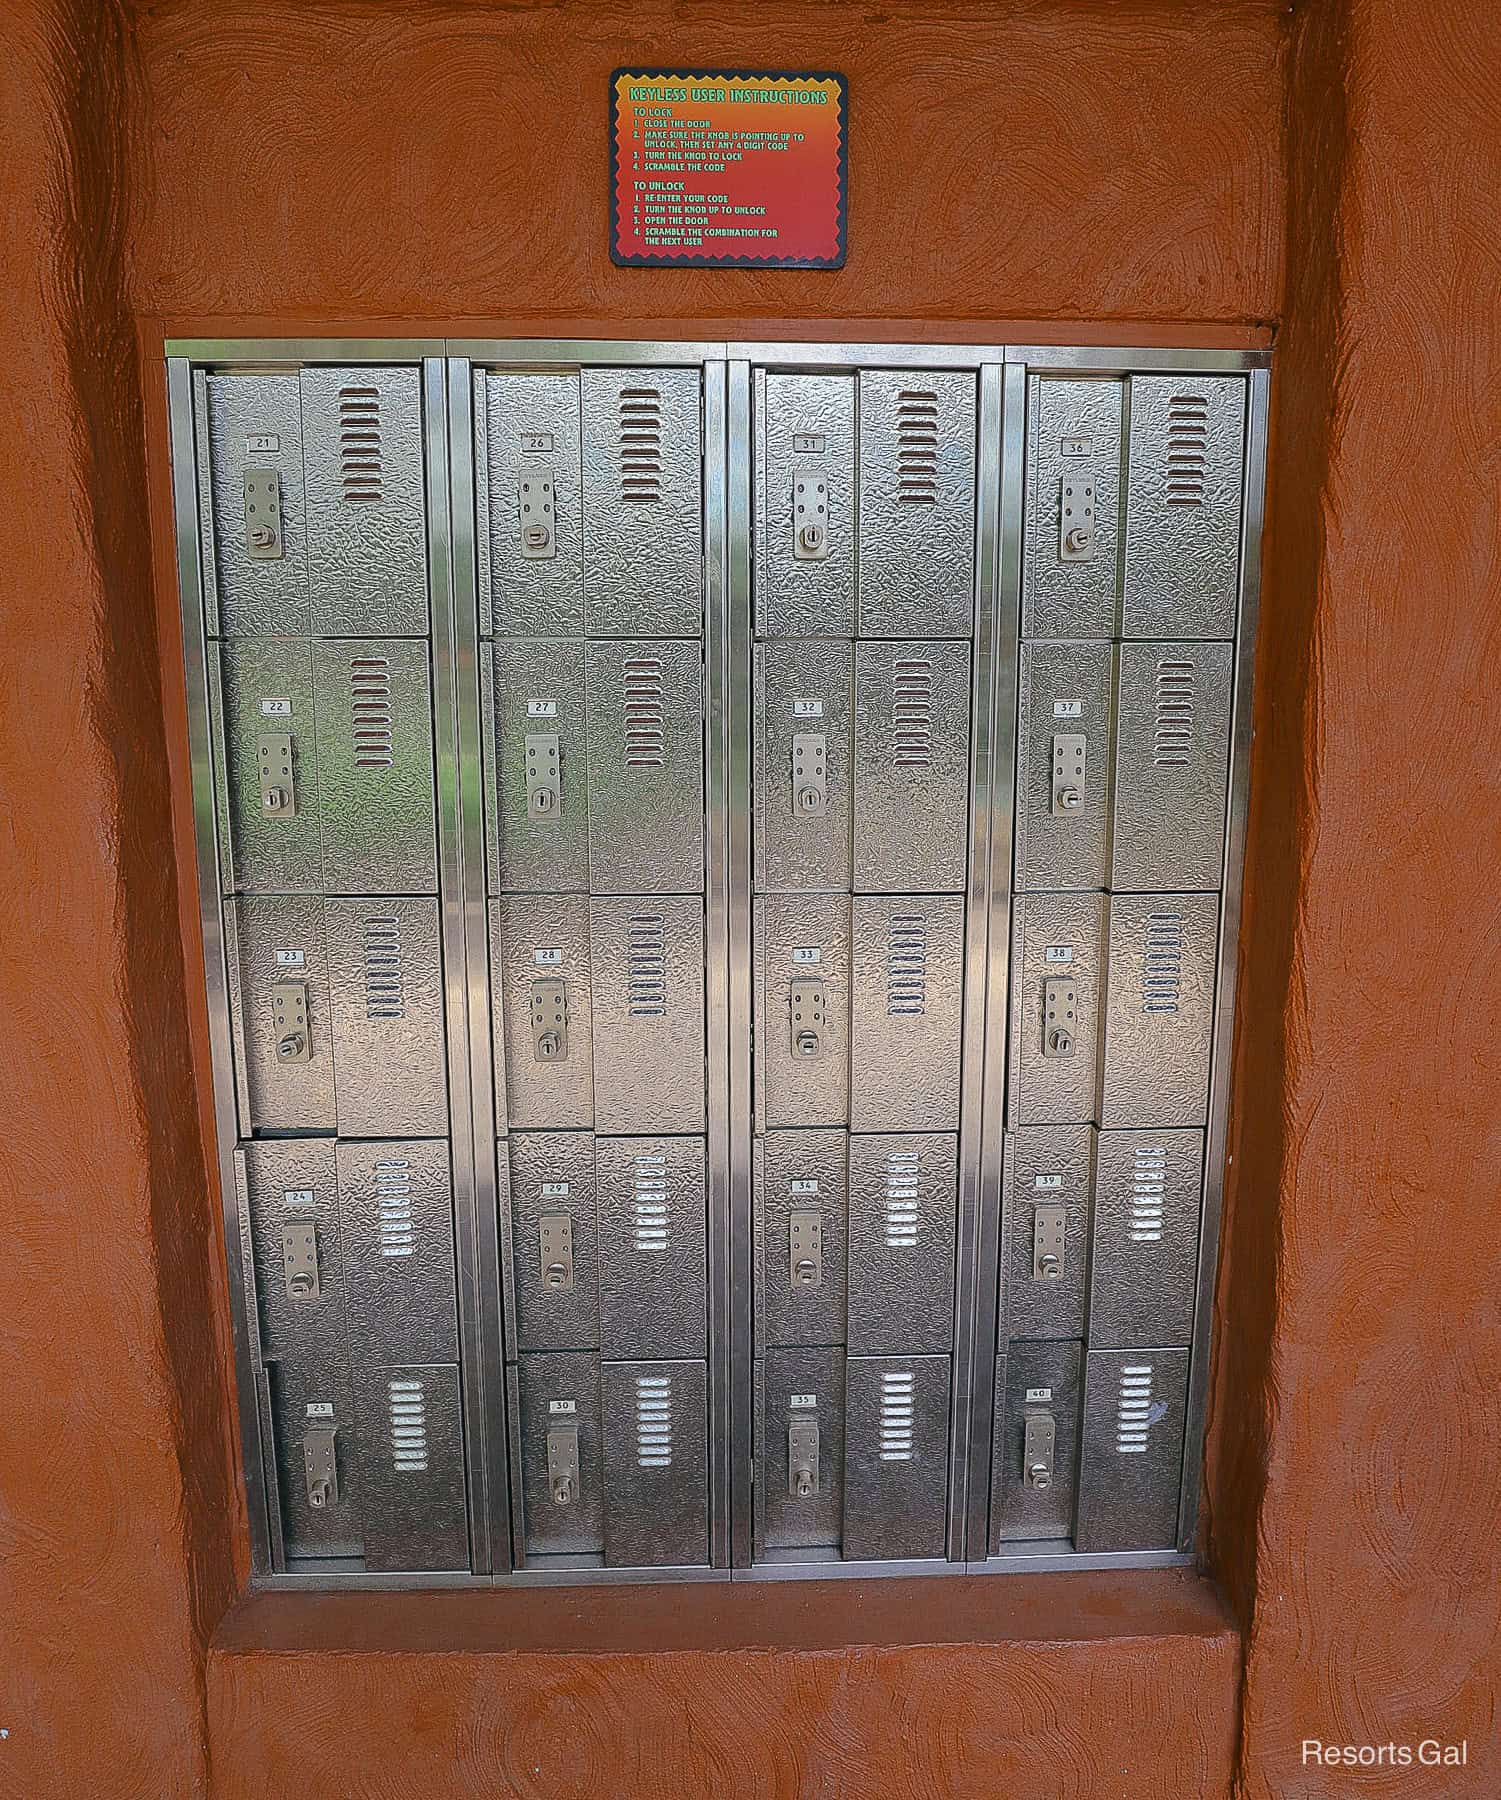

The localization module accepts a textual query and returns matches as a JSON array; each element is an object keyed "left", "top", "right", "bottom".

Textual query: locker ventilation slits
[
  {"left": 894, "top": 391, "right": 939, "bottom": 504},
  {"left": 363, "top": 915, "right": 406, "bottom": 1019},
  {"left": 388, "top": 1378, "right": 429, "bottom": 1472},
  {"left": 627, "top": 913, "right": 667, "bottom": 1017},
  {"left": 375, "top": 1159, "right": 415, "bottom": 1257},
  {"left": 337, "top": 385, "right": 383, "bottom": 503},
  {"left": 879, "top": 1370, "right": 916, "bottom": 1460},
  {"left": 623, "top": 658, "right": 666, "bottom": 768},
  {"left": 1153, "top": 660, "right": 1196, "bottom": 767},
  {"left": 631, "top": 1153, "right": 670, "bottom": 1252},
  {"left": 634, "top": 1374, "right": 673, "bottom": 1468},
  {"left": 887, "top": 913, "right": 929, "bottom": 1017},
  {"left": 350, "top": 658, "right": 394, "bottom": 769},
  {"left": 1141, "top": 911, "right": 1183, "bottom": 1015},
  {"left": 883, "top": 1149, "right": 922, "bottom": 1247},
  {"left": 1130, "top": 1145, "right": 1167, "bottom": 1243},
  {"left": 1115, "top": 1364, "right": 1155, "bottom": 1454},
  {"left": 1164, "top": 396, "right": 1209, "bottom": 506},
  {"left": 891, "top": 659, "right": 934, "bottom": 767},
  {"left": 618, "top": 388, "right": 663, "bottom": 503}
]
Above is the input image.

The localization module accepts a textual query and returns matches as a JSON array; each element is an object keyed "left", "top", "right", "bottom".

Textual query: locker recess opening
[{"left": 166, "top": 340, "right": 1267, "bottom": 1588}]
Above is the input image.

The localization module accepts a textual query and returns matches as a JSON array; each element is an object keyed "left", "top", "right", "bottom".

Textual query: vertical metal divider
[
  {"left": 440, "top": 355, "right": 512, "bottom": 1575},
  {"left": 963, "top": 361, "right": 1027, "bottom": 1565},
  {"left": 167, "top": 356, "right": 277, "bottom": 1575},
  {"left": 1177, "top": 365, "right": 1270, "bottom": 1549}
]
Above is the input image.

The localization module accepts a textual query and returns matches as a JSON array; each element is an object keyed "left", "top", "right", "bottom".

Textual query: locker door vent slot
[
  {"left": 883, "top": 1150, "right": 921, "bottom": 1247},
  {"left": 622, "top": 658, "right": 666, "bottom": 768},
  {"left": 337, "top": 385, "right": 384, "bottom": 503},
  {"left": 363, "top": 915, "right": 406, "bottom": 1019},
  {"left": 618, "top": 388, "right": 663, "bottom": 502},
  {"left": 634, "top": 1373, "right": 673, "bottom": 1467},
  {"left": 1164, "top": 397, "right": 1209, "bottom": 506},
  {"left": 894, "top": 392, "right": 939, "bottom": 504},
  {"left": 627, "top": 914, "right": 667, "bottom": 1017},
  {"left": 1131, "top": 1146, "right": 1167, "bottom": 1242},
  {"left": 388, "top": 1377, "right": 429, "bottom": 1472},
  {"left": 887, "top": 914, "right": 929, "bottom": 1017},
  {"left": 1153, "top": 660, "right": 1197, "bottom": 767},
  {"left": 879, "top": 1370, "right": 916, "bottom": 1460},
  {"left": 1142, "top": 912, "right": 1183, "bottom": 1014},
  {"left": 891, "top": 660, "right": 934, "bottom": 767},
  {"left": 1115, "top": 1363, "right": 1159, "bottom": 1454},
  {"left": 375, "top": 1159, "right": 415, "bottom": 1257},
  {"left": 350, "top": 658, "right": 395, "bottom": 769},
  {"left": 631, "top": 1153, "right": 670, "bottom": 1251}
]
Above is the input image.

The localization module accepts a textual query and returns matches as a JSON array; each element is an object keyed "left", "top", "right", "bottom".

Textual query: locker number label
[
  {"left": 1034, "top": 1174, "right": 1064, "bottom": 1190},
  {"left": 1044, "top": 946, "right": 1074, "bottom": 964},
  {"left": 274, "top": 949, "right": 306, "bottom": 968},
  {"left": 791, "top": 946, "right": 822, "bottom": 965},
  {"left": 527, "top": 699, "right": 559, "bottom": 718},
  {"left": 259, "top": 698, "right": 293, "bottom": 716},
  {"left": 282, "top": 1189, "right": 316, "bottom": 1208},
  {"left": 533, "top": 948, "right": 563, "bottom": 965},
  {"left": 305, "top": 1401, "right": 335, "bottom": 1419},
  {"left": 792, "top": 698, "right": 824, "bottom": 718},
  {"left": 792, "top": 434, "right": 826, "bottom": 455},
  {"left": 548, "top": 1399, "right": 577, "bottom": 1414},
  {"left": 540, "top": 1182, "right": 570, "bottom": 1198},
  {"left": 245, "top": 434, "right": 280, "bottom": 455},
  {"left": 1052, "top": 699, "right": 1083, "bottom": 719},
  {"left": 790, "top": 1394, "right": 817, "bottom": 1409},
  {"left": 520, "top": 433, "right": 555, "bottom": 454},
  {"left": 789, "top": 1179, "right": 820, "bottom": 1195},
  {"left": 1025, "top": 1387, "right": 1054, "bottom": 1403}
]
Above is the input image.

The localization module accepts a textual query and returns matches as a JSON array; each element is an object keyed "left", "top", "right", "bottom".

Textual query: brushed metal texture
[
  {"left": 517, "top": 1350, "right": 604, "bottom": 1557},
  {"left": 753, "top": 1129, "right": 849, "bottom": 1352},
  {"left": 483, "top": 639, "right": 590, "bottom": 894},
  {"left": 481, "top": 370, "right": 584, "bottom": 637},
  {"left": 1007, "top": 892, "right": 1107, "bottom": 1128},
  {"left": 1014, "top": 640, "right": 1113, "bottom": 893},
  {"left": 753, "top": 638, "right": 854, "bottom": 893},
  {"left": 589, "top": 895, "right": 706, "bottom": 1136},
  {"left": 1021, "top": 374, "right": 1124, "bottom": 640},
  {"left": 337, "top": 1139, "right": 459, "bottom": 1366},
  {"left": 1076, "top": 1346, "right": 1189, "bottom": 1552},
  {"left": 1099, "top": 892, "right": 1219, "bottom": 1129},
  {"left": 990, "top": 1340, "right": 1082, "bottom": 1547},
  {"left": 204, "top": 371, "right": 309, "bottom": 635},
  {"left": 842, "top": 1353, "right": 951, "bottom": 1561},
  {"left": 596, "top": 1134, "right": 707, "bottom": 1361},
  {"left": 352, "top": 1362, "right": 469, "bottom": 1571},
  {"left": 849, "top": 894, "right": 965, "bottom": 1134},
  {"left": 847, "top": 1132, "right": 958, "bottom": 1356},
  {"left": 491, "top": 893, "right": 595, "bottom": 1132},
  {"left": 1002, "top": 1125, "right": 1092, "bottom": 1341},
  {"left": 753, "top": 371, "right": 857, "bottom": 638},
  {"left": 508, "top": 1132, "right": 601, "bottom": 1354},
  {"left": 602, "top": 1359, "right": 710, "bottom": 1568},
  {"left": 756, "top": 1346, "right": 845, "bottom": 1553},
  {"left": 1088, "top": 1128, "right": 1203, "bottom": 1350},
  {"left": 754, "top": 893, "right": 851, "bottom": 1130}
]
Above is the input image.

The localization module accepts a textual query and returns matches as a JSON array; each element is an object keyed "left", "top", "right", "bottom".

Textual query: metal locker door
[
  {"left": 478, "top": 370, "right": 584, "bottom": 638},
  {"left": 237, "top": 1140, "right": 345, "bottom": 1364},
  {"left": 1075, "top": 1347, "right": 1189, "bottom": 1552},
  {"left": 602, "top": 1360, "right": 709, "bottom": 1568},
  {"left": 312, "top": 639, "right": 438, "bottom": 894},
  {"left": 336, "top": 1140, "right": 459, "bottom": 1367},
  {"left": 515, "top": 1351, "right": 604, "bottom": 1557},
  {"left": 490, "top": 894, "right": 595, "bottom": 1132},
  {"left": 1122, "top": 375, "right": 1246, "bottom": 640},
  {"left": 300, "top": 366, "right": 429, "bottom": 637},
  {"left": 753, "top": 1130, "right": 848, "bottom": 1351},
  {"left": 482, "top": 640, "right": 589, "bottom": 894},
  {"left": 1014, "top": 641, "right": 1113, "bottom": 895},
  {"left": 584, "top": 639, "right": 704, "bottom": 895},
  {"left": 989, "top": 1341, "right": 1082, "bottom": 1548},
  {"left": 852, "top": 641, "right": 972, "bottom": 894},
  {"left": 581, "top": 368, "right": 703, "bottom": 638},
  {"left": 589, "top": 896, "right": 706, "bottom": 1136},
  {"left": 596, "top": 1135, "right": 707, "bottom": 1361},
  {"left": 1021, "top": 375, "right": 1125, "bottom": 641},
  {"left": 753, "top": 371, "right": 857, "bottom": 639},
  {"left": 268, "top": 1361, "right": 360, "bottom": 1561},
  {"left": 1088, "top": 1130, "right": 1203, "bottom": 1350},
  {"left": 752, "top": 639, "right": 853, "bottom": 894},
  {"left": 508, "top": 1133, "right": 600, "bottom": 1355},
  {"left": 856, "top": 371, "right": 977, "bottom": 639},
  {"left": 211, "top": 640, "right": 321, "bottom": 893},
  {"left": 846, "top": 1133, "right": 957, "bottom": 1357},
  {"left": 1110, "top": 641, "right": 1232, "bottom": 893},
  {"left": 325, "top": 896, "right": 448, "bottom": 1139},
  {"left": 226, "top": 894, "right": 336, "bottom": 1134},
  {"left": 753, "top": 894, "right": 851, "bottom": 1131},
  {"left": 1001, "top": 1126, "right": 1092, "bottom": 1342},
  {"left": 352, "top": 1363, "right": 469, "bottom": 1571},
  {"left": 849, "top": 895, "right": 965, "bottom": 1135},
  {"left": 1099, "top": 893, "right": 1219, "bottom": 1129},
  {"left": 755, "top": 1347, "right": 845, "bottom": 1552},
  {"left": 199, "top": 371, "right": 309, "bottom": 636},
  {"left": 842, "top": 1354, "right": 950, "bottom": 1561},
  {"left": 1007, "top": 893, "right": 1107, "bottom": 1128}
]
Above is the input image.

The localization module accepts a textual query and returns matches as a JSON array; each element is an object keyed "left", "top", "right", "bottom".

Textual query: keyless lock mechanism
[
  {"left": 258, "top": 732, "right": 297, "bottom": 817},
  {"left": 1023, "top": 1411, "right": 1056, "bottom": 1492},
  {"left": 530, "top": 975, "right": 568, "bottom": 1062},
  {"left": 518, "top": 465, "right": 557, "bottom": 559},
  {"left": 792, "top": 470, "right": 829, "bottom": 561},
  {"left": 539, "top": 1212, "right": 575, "bottom": 1292},
  {"left": 1059, "top": 474, "right": 1096, "bottom": 562},
  {"left": 303, "top": 1423, "right": 338, "bottom": 1510},
  {"left": 1042, "top": 976, "right": 1077, "bottom": 1058},
  {"left": 525, "top": 732, "right": 561, "bottom": 821},
  {"left": 272, "top": 979, "right": 311, "bottom": 1064},
  {"left": 792, "top": 732, "right": 828, "bottom": 817},
  {"left": 1051, "top": 733, "right": 1086, "bottom": 816},
  {"left": 547, "top": 1419, "right": 580, "bottom": 1506},
  {"left": 281, "top": 1217, "right": 321, "bottom": 1301},
  {"left": 789, "top": 1209, "right": 823, "bottom": 1291},
  {"left": 1032, "top": 1204, "right": 1067, "bottom": 1282},
  {"left": 788, "top": 1415, "right": 820, "bottom": 1498},
  {"left": 789, "top": 973, "right": 827, "bottom": 1060},
  {"left": 244, "top": 468, "right": 284, "bottom": 559}
]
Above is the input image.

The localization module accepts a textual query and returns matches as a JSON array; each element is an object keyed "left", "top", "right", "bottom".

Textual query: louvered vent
[
  {"left": 634, "top": 1373, "right": 672, "bottom": 1468},
  {"left": 350, "top": 658, "right": 394, "bottom": 769},
  {"left": 1115, "top": 1363, "right": 1155, "bottom": 1454},
  {"left": 627, "top": 913, "right": 667, "bottom": 1017},
  {"left": 388, "top": 1377, "right": 429, "bottom": 1472},
  {"left": 887, "top": 913, "right": 928, "bottom": 1017},
  {"left": 879, "top": 1370, "right": 916, "bottom": 1461},
  {"left": 1153, "top": 659, "right": 1196, "bottom": 767},
  {"left": 891, "top": 658, "right": 934, "bottom": 767},
  {"left": 338, "top": 385, "right": 383, "bottom": 503},
  {"left": 363, "top": 915, "right": 405, "bottom": 1020},
  {"left": 895, "top": 391, "right": 939, "bottom": 504},
  {"left": 375, "top": 1158, "right": 415, "bottom": 1256},
  {"left": 619, "top": 387, "right": 663, "bottom": 503},
  {"left": 1141, "top": 911, "right": 1183, "bottom": 1015},
  {"left": 632, "top": 1152, "right": 670, "bottom": 1252},
  {"left": 1164, "top": 396, "right": 1209, "bottom": 506},
  {"left": 884, "top": 1149, "right": 921, "bottom": 1248},
  {"left": 1130, "top": 1145, "right": 1166, "bottom": 1243},
  {"left": 623, "top": 657, "right": 665, "bottom": 768}
]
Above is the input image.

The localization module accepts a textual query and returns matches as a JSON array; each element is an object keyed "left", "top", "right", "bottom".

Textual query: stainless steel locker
[
  {"left": 596, "top": 1135, "right": 707, "bottom": 1361},
  {"left": 1007, "top": 893, "right": 1107, "bottom": 1128},
  {"left": 325, "top": 896, "right": 448, "bottom": 1138},
  {"left": 1014, "top": 640, "right": 1113, "bottom": 894},
  {"left": 585, "top": 639, "right": 705, "bottom": 895},
  {"left": 846, "top": 1133, "right": 957, "bottom": 1357},
  {"left": 1122, "top": 376, "right": 1246, "bottom": 640},
  {"left": 1089, "top": 1130, "right": 1203, "bottom": 1350},
  {"left": 507, "top": 1133, "right": 600, "bottom": 1355},
  {"left": 478, "top": 370, "right": 584, "bottom": 638},
  {"left": 1075, "top": 1347, "right": 1189, "bottom": 1552},
  {"left": 1110, "top": 641, "right": 1232, "bottom": 893},
  {"left": 200, "top": 371, "right": 309, "bottom": 636},
  {"left": 753, "top": 371, "right": 857, "bottom": 639},
  {"left": 852, "top": 640, "right": 972, "bottom": 894},
  {"left": 352, "top": 1362, "right": 469, "bottom": 1570},
  {"left": 602, "top": 1359, "right": 709, "bottom": 1567},
  {"left": 490, "top": 894, "right": 595, "bottom": 1133},
  {"left": 226, "top": 894, "right": 336, "bottom": 1134},
  {"left": 337, "top": 1140, "right": 459, "bottom": 1367},
  {"left": 212, "top": 639, "right": 322, "bottom": 894},
  {"left": 849, "top": 894, "right": 965, "bottom": 1135},
  {"left": 753, "top": 894, "right": 851, "bottom": 1131},
  {"left": 483, "top": 640, "right": 590, "bottom": 894},
  {"left": 755, "top": 1347, "right": 845, "bottom": 1552},
  {"left": 581, "top": 368, "right": 702, "bottom": 638},
  {"left": 842, "top": 1354, "right": 950, "bottom": 1561},
  {"left": 856, "top": 371, "right": 977, "bottom": 639},
  {"left": 1001, "top": 1126, "right": 1091, "bottom": 1342},
  {"left": 268, "top": 1361, "right": 360, "bottom": 1561},
  {"left": 1021, "top": 375, "right": 1125, "bottom": 641},
  {"left": 989, "top": 1340, "right": 1082, "bottom": 1547},
  {"left": 753, "top": 1130, "right": 849, "bottom": 1352},
  {"left": 753, "top": 639, "right": 854, "bottom": 894},
  {"left": 237, "top": 1140, "right": 345, "bottom": 1364},
  {"left": 515, "top": 1351, "right": 605, "bottom": 1558},
  {"left": 589, "top": 895, "right": 706, "bottom": 1137},
  {"left": 1099, "top": 893, "right": 1218, "bottom": 1129}
]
